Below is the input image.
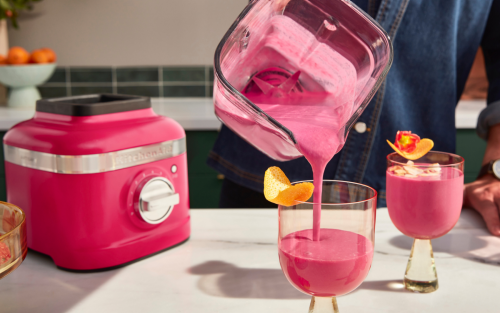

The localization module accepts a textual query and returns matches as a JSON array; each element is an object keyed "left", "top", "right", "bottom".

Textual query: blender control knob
[{"left": 136, "top": 177, "right": 179, "bottom": 224}]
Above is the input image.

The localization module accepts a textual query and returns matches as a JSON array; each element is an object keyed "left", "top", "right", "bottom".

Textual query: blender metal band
[{"left": 3, "top": 137, "right": 186, "bottom": 174}]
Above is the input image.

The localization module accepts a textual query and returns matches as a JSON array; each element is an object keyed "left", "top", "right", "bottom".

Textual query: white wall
[{"left": 8, "top": 0, "right": 248, "bottom": 66}]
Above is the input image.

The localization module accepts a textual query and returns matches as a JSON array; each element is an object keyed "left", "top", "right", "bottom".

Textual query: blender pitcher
[{"left": 213, "top": 0, "right": 393, "bottom": 161}]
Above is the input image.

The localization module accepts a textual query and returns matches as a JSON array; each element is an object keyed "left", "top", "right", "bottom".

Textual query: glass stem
[
  {"left": 404, "top": 239, "right": 439, "bottom": 293},
  {"left": 308, "top": 296, "right": 339, "bottom": 313}
]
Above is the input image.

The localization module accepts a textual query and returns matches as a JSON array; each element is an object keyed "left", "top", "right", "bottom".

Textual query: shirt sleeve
[
  {"left": 477, "top": 0, "right": 500, "bottom": 140},
  {"left": 477, "top": 100, "right": 500, "bottom": 139}
]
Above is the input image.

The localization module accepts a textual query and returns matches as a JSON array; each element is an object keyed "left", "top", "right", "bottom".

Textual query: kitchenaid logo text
[
  {"left": 115, "top": 144, "right": 173, "bottom": 165},
  {"left": 20, "top": 155, "right": 37, "bottom": 165}
]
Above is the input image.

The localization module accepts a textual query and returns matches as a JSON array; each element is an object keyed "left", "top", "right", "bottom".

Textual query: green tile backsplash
[
  {"left": 163, "top": 85, "right": 206, "bottom": 98},
  {"left": 46, "top": 68, "right": 67, "bottom": 83},
  {"left": 163, "top": 67, "right": 205, "bottom": 82},
  {"left": 116, "top": 67, "right": 159, "bottom": 82},
  {"left": 40, "top": 66, "right": 214, "bottom": 98},
  {"left": 209, "top": 67, "right": 214, "bottom": 81},
  {"left": 71, "top": 86, "right": 114, "bottom": 96},
  {"left": 70, "top": 68, "right": 113, "bottom": 83},
  {"left": 208, "top": 84, "right": 214, "bottom": 97},
  {"left": 117, "top": 86, "right": 160, "bottom": 97},
  {"left": 39, "top": 86, "right": 68, "bottom": 98}
]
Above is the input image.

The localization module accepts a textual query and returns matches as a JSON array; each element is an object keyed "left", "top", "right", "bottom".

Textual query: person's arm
[
  {"left": 464, "top": 0, "right": 500, "bottom": 236},
  {"left": 464, "top": 124, "right": 500, "bottom": 236}
]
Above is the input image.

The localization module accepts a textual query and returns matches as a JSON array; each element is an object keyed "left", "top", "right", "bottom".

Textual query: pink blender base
[
  {"left": 5, "top": 157, "right": 190, "bottom": 271},
  {"left": 4, "top": 103, "right": 191, "bottom": 271}
]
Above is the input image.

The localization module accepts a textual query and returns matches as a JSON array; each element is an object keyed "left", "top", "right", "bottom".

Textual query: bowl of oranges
[{"left": 0, "top": 46, "right": 57, "bottom": 107}]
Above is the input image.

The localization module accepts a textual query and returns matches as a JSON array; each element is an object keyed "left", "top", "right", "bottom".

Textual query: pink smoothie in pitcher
[
  {"left": 386, "top": 166, "right": 464, "bottom": 239},
  {"left": 279, "top": 229, "right": 373, "bottom": 296}
]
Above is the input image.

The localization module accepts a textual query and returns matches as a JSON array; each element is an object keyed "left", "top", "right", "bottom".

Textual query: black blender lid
[{"left": 36, "top": 94, "right": 151, "bottom": 116}]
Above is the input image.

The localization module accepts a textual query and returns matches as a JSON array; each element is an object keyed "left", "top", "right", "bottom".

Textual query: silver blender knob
[{"left": 136, "top": 177, "right": 179, "bottom": 224}]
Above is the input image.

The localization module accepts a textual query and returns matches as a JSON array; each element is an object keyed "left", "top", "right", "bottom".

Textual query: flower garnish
[
  {"left": 395, "top": 131, "right": 420, "bottom": 152},
  {"left": 387, "top": 131, "right": 434, "bottom": 160}
]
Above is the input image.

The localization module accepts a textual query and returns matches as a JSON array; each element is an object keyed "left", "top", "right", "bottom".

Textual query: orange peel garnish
[
  {"left": 387, "top": 131, "right": 434, "bottom": 160},
  {"left": 264, "top": 166, "right": 314, "bottom": 206}
]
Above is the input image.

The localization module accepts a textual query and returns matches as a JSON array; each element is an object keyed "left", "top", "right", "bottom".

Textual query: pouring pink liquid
[
  {"left": 245, "top": 94, "right": 352, "bottom": 240},
  {"left": 213, "top": 0, "right": 391, "bottom": 306},
  {"left": 218, "top": 15, "right": 362, "bottom": 240}
]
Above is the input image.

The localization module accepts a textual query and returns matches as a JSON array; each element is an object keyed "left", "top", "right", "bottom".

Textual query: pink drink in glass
[
  {"left": 279, "top": 229, "right": 373, "bottom": 297},
  {"left": 277, "top": 180, "right": 376, "bottom": 311},
  {"left": 385, "top": 152, "right": 464, "bottom": 293},
  {"left": 386, "top": 166, "right": 464, "bottom": 239}
]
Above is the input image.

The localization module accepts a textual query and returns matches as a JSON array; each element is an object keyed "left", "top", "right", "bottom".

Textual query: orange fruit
[
  {"left": 29, "top": 49, "right": 50, "bottom": 64},
  {"left": 387, "top": 138, "right": 434, "bottom": 160},
  {"left": 264, "top": 166, "right": 314, "bottom": 206},
  {"left": 7, "top": 47, "right": 30, "bottom": 65},
  {"left": 40, "top": 47, "right": 56, "bottom": 63},
  {"left": 0, "top": 54, "right": 7, "bottom": 65}
]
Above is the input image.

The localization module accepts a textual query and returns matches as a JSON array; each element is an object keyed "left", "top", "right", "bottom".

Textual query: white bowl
[
  {"left": 0, "top": 63, "right": 56, "bottom": 87},
  {"left": 0, "top": 63, "right": 57, "bottom": 107}
]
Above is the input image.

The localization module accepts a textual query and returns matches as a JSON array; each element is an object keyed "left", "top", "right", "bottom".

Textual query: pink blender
[{"left": 4, "top": 95, "right": 190, "bottom": 271}]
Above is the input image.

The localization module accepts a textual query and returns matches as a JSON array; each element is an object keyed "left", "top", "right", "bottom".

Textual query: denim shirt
[{"left": 208, "top": 0, "right": 500, "bottom": 207}]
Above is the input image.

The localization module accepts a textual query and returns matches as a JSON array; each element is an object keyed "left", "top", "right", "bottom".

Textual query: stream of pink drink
[
  {"left": 245, "top": 94, "right": 353, "bottom": 240},
  {"left": 215, "top": 90, "right": 351, "bottom": 240},
  {"left": 279, "top": 228, "right": 373, "bottom": 296}
]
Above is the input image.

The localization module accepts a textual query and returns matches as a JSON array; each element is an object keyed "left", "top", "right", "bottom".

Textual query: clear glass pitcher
[{"left": 213, "top": 0, "right": 393, "bottom": 161}]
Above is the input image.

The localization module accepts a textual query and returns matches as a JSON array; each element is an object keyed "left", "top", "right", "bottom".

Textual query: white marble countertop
[
  {"left": 0, "top": 99, "right": 486, "bottom": 131},
  {"left": 0, "top": 208, "right": 499, "bottom": 313}
]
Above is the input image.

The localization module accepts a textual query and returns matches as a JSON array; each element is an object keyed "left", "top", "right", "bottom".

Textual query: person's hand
[
  {"left": 465, "top": 123, "right": 500, "bottom": 236},
  {"left": 464, "top": 174, "right": 500, "bottom": 236}
]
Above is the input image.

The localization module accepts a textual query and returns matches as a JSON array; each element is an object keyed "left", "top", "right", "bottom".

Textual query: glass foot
[
  {"left": 309, "top": 296, "right": 339, "bottom": 313},
  {"left": 404, "top": 277, "right": 439, "bottom": 293},
  {"left": 404, "top": 239, "right": 439, "bottom": 293}
]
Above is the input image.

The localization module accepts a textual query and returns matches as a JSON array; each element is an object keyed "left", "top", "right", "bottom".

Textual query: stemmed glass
[
  {"left": 278, "top": 180, "right": 376, "bottom": 313},
  {"left": 0, "top": 201, "right": 27, "bottom": 280},
  {"left": 386, "top": 151, "right": 464, "bottom": 293}
]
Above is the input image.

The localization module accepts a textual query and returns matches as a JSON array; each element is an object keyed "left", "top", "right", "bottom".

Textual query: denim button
[{"left": 354, "top": 122, "right": 367, "bottom": 133}]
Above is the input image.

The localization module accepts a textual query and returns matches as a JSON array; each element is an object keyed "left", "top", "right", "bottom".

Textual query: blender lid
[{"left": 36, "top": 94, "right": 151, "bottom": 116}]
